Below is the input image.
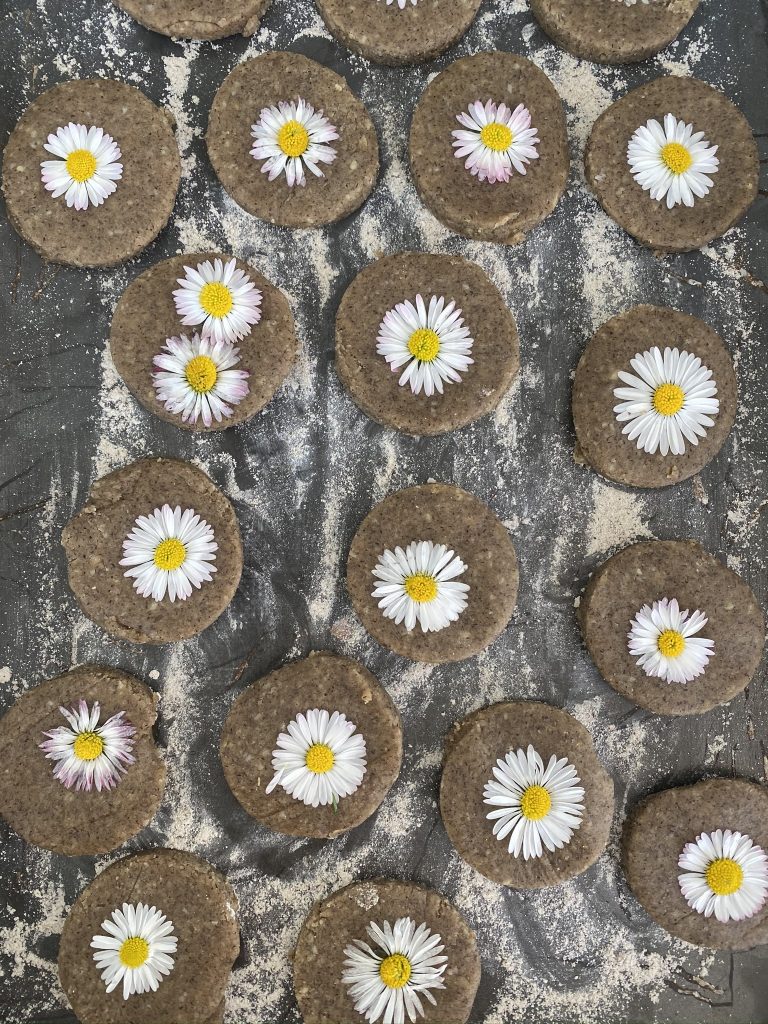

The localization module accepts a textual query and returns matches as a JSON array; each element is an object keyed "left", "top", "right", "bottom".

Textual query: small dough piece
[
  {"left": 207, "top": 52, "right": 379, "bottom": 229},
  {"left": 409, "top": 51, "right": 568, "bottom": 244},
  {"left": 58, "top": 849, "right": 240, "bottom": 1024},
  {"left": 623, "top": 778, "right": 768, "bottom": 950},
  {"left": 580, "top": 540, "right": 764, "bottom": 715},
  {"left": 335, "top": 252, "right": 519, "bottom": 435},
  {"left": 113, "top": 0, "right": 269, "bottom": 39},
  {"left": 440, "top": 701, "right": 613, "bottom": 888},
  {"left": 347, "top": 483, "right": 518, "bottom": 663},
  {"left": 0, "top": 666, "right": 164, "bottom": 856},
  {"left": 220, "top": 652, "right": 402, "bottom": 838},
  {"left": 110, "top": 253, "right": 296, "bottom": 432},
  {"left": 585, "top": 76, "right": 758, "bottom": 253},
  {"left": 572, "top": 304, "right": 737, "bottom": 489},
  {"left": 3, "top": 79, "right": 180, "bottom": 268},
  {"left": 62, "top": 458, "right": 242, "bottom": 644},
  {"left": 294, "top": 880, "right": 480, "bottom": 1024}
]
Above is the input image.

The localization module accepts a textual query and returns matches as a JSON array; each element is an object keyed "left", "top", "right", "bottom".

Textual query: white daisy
[
  {"left": 40, "top": 122, "right": 122, "bottom": 211},
  {"left": 152, "top": 333, "right": 250, "bottom": 427},
  {"left": 39, "top": 700, "right": 136, "bottom": 792},
  {"left": 678, "top": 829, "right": 768, "bottom": 924},
  {"left": 452, "top": 100, "right": 539, "bottom": 184},
  {"left": 172, "top": 258, "right": 262, "bottom": 344},
  {"left": 376, "top": 294, "right": 474, "bottom": 397},
  {"left": 612, "top": 0, "right": 651, "bottom": 5},
  {"left": 628, "top": 597, "right": 714, "bottom": 685},
  {"left": 381, "top": 0, "right": 418, "bottom": 8},
  {"left": 250, "top": 98, "right": 339, "bottom": 188},
  {"left": 91, "top": 902, "right": 178, "bottom": 1000},
  {"left": 371, "top": 540, "right": 469, "bottom": 634},
  {"left": 627, "top": 113, "right": 719, "bottom": 209},
  {"left": 120, "top": 504, "right": 217, "bottom": 603},
  {"left": 483, "top": 744, "right": 585, "bottom": 861},
  {"left": 342, "top": 917, "right": 448, "bottom": 1024},
  {"left": 613, "top": 346, "right": 719, "bottom": 456}
]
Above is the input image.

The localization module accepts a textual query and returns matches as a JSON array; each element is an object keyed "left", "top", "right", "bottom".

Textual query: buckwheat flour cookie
[
  {"left": 585, "top": 76, "right": 758, "bottom": 252},
  {"left": 113, "top": 0, "right": 270, "bottom": 39},
  {"left": 335, "top": 252, "right": 519, "bottom": 435},
  {"left": 207, "top": 51, "right": 379, "bottom": 229},
  {"left": 409, "top": 51, "right": 568, "bottom": 244},
  {"left": 3, "top": 78, "right": 180, "bottom": 267},
  {"left": 62, "top": 458, "right": 242, "bottom": 644},
  {"left": 580, "top": 540, "right": 764, "bottom": 715},
  {"left": 294, "top": 880, "right": 480, "bottom": 1024}
]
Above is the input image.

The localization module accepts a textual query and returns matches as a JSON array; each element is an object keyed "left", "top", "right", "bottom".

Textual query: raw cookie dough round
[
  {"left": 62, "top": 458, "right": 242, "bottom": 645},
  {"left": 335, "top": 252, "right": 519, "bottom": 435},
  {"left": 2, "top": 78, "right": 180, "bottom": 268},
  {"left": 585, "top": 76, "right": 758, "bottom": 253},
  {"left": 623, "top": 778, "right": 768, "bottom": 949},
  {"left": 529, "top": 0, "right": 700, "bottom": 65},
  {"left": 572, "top": 305, "right": 737, "bottom": 488},
  {"left": 0, "top": 666, "right": 164, "bottom": 856},
  {"left": 347, "top": 483, "right": 518, "bottom": 663},
  {"left": 220, "top": 652, "right": 402, "bottom": 838},
  {"left": 110, "top": 252, "right": 296, "bottom": 432},
  {"left": 58, "top": 849, "right": 240, "bottom": 1024},
  {"left": 409, "top": 51, "right": 568, "bottom": 244},
  {"left": 113, "top": 0, "right": 270, "bottom": 39},
  {"left": 580, "top": 540, "right": 764, "bottom": 715},
  {"left": 207, "top": 51, "right": 379, "bottom": 229},
  {"left": 294, "top": 880, "right": 480, "bottom": 1024},
  {"left": 440, "top": 701, "right": 613, "bottom": 888}
]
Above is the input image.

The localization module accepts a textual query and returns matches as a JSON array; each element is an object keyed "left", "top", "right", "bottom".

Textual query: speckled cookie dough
[
  {"left": 409, "top": 51, "right": 568, "bottom": 244},
  {"left": 58, "top": 849, "right": 240, "bottom": 1024},
  {"left": 207, "top": 51, "right": 379, "bottom": 229},
  {"left": 62, "top": 458, "right": 242, "bottom": 645},
  {"left": 572, "top": 305, "right": 737, "bottom": 488},
  {"left": 623, "top": 778, "right": 768, "bottom": 949},
  {"left": 335, "top": 252, "right": 519, "bottom": 435},
  {"left": 585, "top": 76, "right": 758, "bottom": 253},
  {"left": 113, "top": 0, "right": 270, "bottom": 39},
  {"left": 580, "top": 540, "right": 765, "bottom": 715},
  {"left": 2, "top": 78, "right": 180, "bottom": 267},
  {"left": 294, "top": 880, "right": 481, "bottom": 1024}
]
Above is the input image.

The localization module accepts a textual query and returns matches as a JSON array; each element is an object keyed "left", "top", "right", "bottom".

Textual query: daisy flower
[
  {"left": 39, "top": 700, "right": 135, "bottom": 792},
  {"left": 342, "top": 917, "right": 448, "bottom": 1024},
  {"left": 376, "top": 294, "right": 474, "bottom": 397},
  {"left": 613, "top": 346, "right": 719, "bottom": 456},
  {"left": 678, "top": 829, "right": 768, "bottom": 923},
  {"left": 152, "top": 333, "right": 250, "bottom": 428},
  {"left": 265, "top": 708, "right": 367, "bottom": 808},
  {"left": 628, "top": 597, "right": 714, "bottom": 685},
  {"left": 452, "top": 100, "right": 540, "bottom": 184},
  {"left": 612, "top": 0, "right": 650, "bottom": 5},
  {"left": 371, "top": 540, "right": 469, "bottom": 634},
  {"left": 40, "top": 122, "right": 122, "bottom": 211},
  {"left": 91, "top": 902, "right": 178, "bottom": 1000},
  {"left": 250, "top": 98, "right": 339, "bottom": 188},
  {"left": 381, "top": 0, "right": 418, "bottom": 7},
  {"left": 483, "top": 744, "right": 585, "bottom": 860},
  {"left": 120, "top": 504, "right": 217, "bottom": 603},
  {"left": 173, "top": 258, "right": 262, "bottom": 344},
  {"left": 627, "top": 113, "right": 719, "bottom": 209}
]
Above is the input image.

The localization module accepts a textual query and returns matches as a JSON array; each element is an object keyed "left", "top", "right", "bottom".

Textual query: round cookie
[
  {"left": 529, "top": 0, "right": 700, "bottom": 65},
  {"left": 585, "top": 76, "right": 758, "bottom": 253},
  {"left": 347, "top": 483, "right": 518, "bottom": 663},
  {"left": 2, "top": 78, "right": 180, "bottom": 268},
  {"left": 440, "top": 701, "right": 613, "bottom": 888},
  {"left": 409, "top": 51, "right": 568, "bottom": 244},
  {"left": 62, "top": 458, "right": 243, "bottom": 645},
  {"left": 113, "top": 0, "right": 270, "bottom": 39},
  {"left": 220, "top": 652, "right": 402, "bottom": 838},
  {"left": 110, "top": 253, "right": 296, "bottom": 432},
  {"left": 294, "top": 880, "right": 480, "bottom": 1024},
  {"left": 580, "top": 540, "right": 764, "bottom": 715},
  {"left": 623, "top": 778, "right": 768, "bottom": 949},
  {"left": 207, "top": 52, "right": 379, "bottom": 229},
  {"left": 0, "top": 666, "right": 164, "bottom": 856},
  {"left": 58, "top": 849, "right": 240, "bottom": 1024},
  {"left": 335, "top": 252, "right": 519, "bottom": 435},
  {"left": 572, "top": 305, "right": 737, "bottom": 489}
]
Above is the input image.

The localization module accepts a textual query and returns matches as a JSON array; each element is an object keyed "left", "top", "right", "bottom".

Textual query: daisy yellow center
[
  {"left": 305, "top": 742, "right": 335, "bottom": 774},
  {"left": 404, "top": 573, "right": 438, "bottom": 603},
  {"left": 479, "top": 122, "right": 513, "bottom": 152},
  {"left": 652, "top": 383, "right": 685, "bottom": 416},
  {"left": 661, "top": 141, "right": 693, "bottom": 175},
  {"left": 119, "top": 936, "right": 150, "bottom": 969},
  {"left": 379, "top": 953, "right": 411, "bottom": 989},
  {"left": 185, "top": 354, "right": 218, "bottom": 394},
  {"left": 657, "top": 628, "right": 685, "bottom": 658},
  {"left": 199, "top": 281, "right": 234, "bottom": 319},
  {"left": 705, "top": 857, "right": 744, "bottom": 896},
  {"left": 65, "top": 148, "right": 97, "bottom": 182},
  {"left": 277, "top": 120, "right": 310, "bottom": 158},
  {"left": 154, "top": 538, "right": 186, "bottom": 572},
  {"left": 520, "top": 784, "right": 552, "bottom": 821},
  {"left": 407, "top": 328, "right": 440, "bottom": 363},
  {"left": 73, "top": 731, "right": 104, "bottom": 761}
]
